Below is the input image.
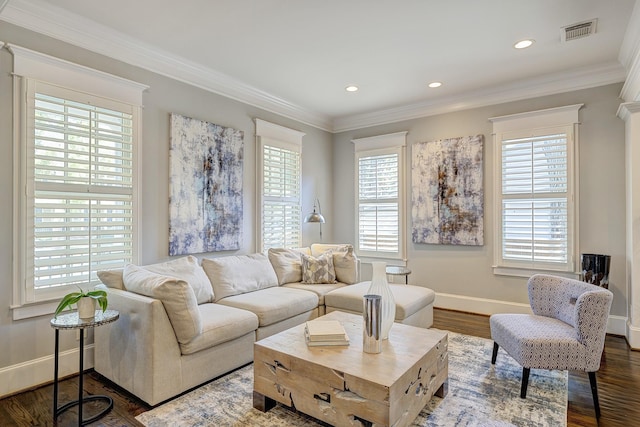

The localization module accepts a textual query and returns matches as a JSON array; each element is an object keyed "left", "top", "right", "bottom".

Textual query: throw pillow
[
  {"left": 301, "top": 252, "right": 337, "bottom": 284},
  {"left": 202, "top": 253, "right": 279, "bottom": 302},
  {"left": 268, "top": 247, "right": 309, "bottom": 285},
  {"left": 332, "top": 245, "right": 359, "bottom": 284},
  {"left": 123, "top": 264, "right": 202, "bottom": 344},
  {"left": 143, "top": 255, "right": 214, "bottom": 304}
]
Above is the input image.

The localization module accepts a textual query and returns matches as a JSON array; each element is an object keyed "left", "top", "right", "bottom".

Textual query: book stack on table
[{"left": 304, "top": 320, "right": 350, "bottom": 347}]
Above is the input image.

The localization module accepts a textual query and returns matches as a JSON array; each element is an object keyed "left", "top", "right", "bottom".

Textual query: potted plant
[{"left": 54, "top": 284, "right": 108, "bottom": 319}]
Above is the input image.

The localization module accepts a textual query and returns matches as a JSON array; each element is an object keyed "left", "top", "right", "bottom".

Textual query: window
[
  {"left": 353, "top": 132, "right": 407, "bottom": 260},
  {"left": 256, "top": 119, "right": 305, "bottom": 252},
  {"left": 490, "top": 105, "right": 582, "bottom": 277},
  {"left": 11, "top": 45, "right": 146, "bottom": 319}
]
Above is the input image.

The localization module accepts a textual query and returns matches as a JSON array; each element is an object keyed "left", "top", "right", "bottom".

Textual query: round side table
[
  {"left": 385, "top": 265, "right": 412, "bottom": 284},
  {"left": 50, "top": 309, "right": 119, "bottom": 426}
]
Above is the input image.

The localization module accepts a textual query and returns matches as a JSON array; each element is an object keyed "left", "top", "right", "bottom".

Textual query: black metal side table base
[{"left": 55, "top": 395, "right": 114, "bottom": 425}]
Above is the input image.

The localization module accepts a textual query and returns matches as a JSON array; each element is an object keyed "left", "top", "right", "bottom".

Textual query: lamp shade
[{"left": 304, "top": 211, "right": 325, "bottom": 223}]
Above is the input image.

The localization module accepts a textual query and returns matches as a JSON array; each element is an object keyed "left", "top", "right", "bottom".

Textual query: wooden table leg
[
  {"left": 435, "top": 379, "right": 448, "bottom": 398},
  {"left": 253, "top": 391, "right": 276, "bottom": 412}
]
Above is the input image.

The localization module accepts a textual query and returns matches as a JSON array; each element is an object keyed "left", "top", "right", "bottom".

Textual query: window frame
[
  {"left": 352, "top": 132, "right": 407, "bottom": 261},
  {"left": 490, "top": 104, "right": 582, "bottom": 278},
  {"left": 10, "top": 44, "right": 146, "bottom": 319},
  {"left": 255, "top": 119, "right": 305, "bottom": 253}
]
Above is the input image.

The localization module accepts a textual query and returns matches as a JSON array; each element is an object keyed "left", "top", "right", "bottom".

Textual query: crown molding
[
  {"left": 0, "top": 0, "right": 632, "bottom": 134},
  {"left": 619, "top": 0, "right": 640, "bottom": 102},
  {"left": 333, "top": 62, "right": 626, "bottom": 133},
  {"left": 0, "top": 0, "right": 333, "bottom": 131}
]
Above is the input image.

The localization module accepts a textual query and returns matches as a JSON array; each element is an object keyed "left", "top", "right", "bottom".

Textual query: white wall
[
  {"left": 0, "top": 22, "right": 334, "bottom": 394},
  {"left": 333, "top": 84, "right": 627, "bottom": 324}
]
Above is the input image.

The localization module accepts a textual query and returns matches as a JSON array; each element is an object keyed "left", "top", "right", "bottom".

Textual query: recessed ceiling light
[
  {"left": 428, "top": 81, "right": 442, "bottom": 88},
  {"left": 345, "top": 85, "right": 359, "bottom": 92},
  {"left": 514, "top": 39, "right": 535, "bottom": 49}
]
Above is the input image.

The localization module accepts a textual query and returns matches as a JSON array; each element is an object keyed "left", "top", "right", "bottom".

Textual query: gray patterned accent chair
[{"left": 490, "top": 274, "right": 613, "bottom": 418}]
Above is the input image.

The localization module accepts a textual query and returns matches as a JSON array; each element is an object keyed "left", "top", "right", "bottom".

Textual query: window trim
[
  {"left": 9, "top": 44, "right": 147, "bottom": 319},
  {"left": 352, "top": 131, "right": 407, "bottom": 261},
  {"left": 255, "top": 119, "right": 305, "bottom": 253},
  {"left": 490, "top": 104, "right": 582, "bottom": 278}
]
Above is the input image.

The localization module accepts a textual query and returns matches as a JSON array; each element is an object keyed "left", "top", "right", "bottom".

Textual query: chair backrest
[{"left": 528, "top": 274, "right": 613, "bottom": 370}]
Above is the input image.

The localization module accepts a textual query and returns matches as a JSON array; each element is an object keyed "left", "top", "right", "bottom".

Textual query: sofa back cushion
[
  {"left": 97, "top": 256, "right": 214, "bottom": 304},
  {"left": 268, "top": 247, "right": 311, "bottom": 285},
  {"left": 123, "top": 264, "right": 202, "bottom": 344},
  {"left": 142, "top": 256, "right": 214, "bottom": 304},
  {"left": 202, "top": 253, "right": 279, "bottom": 302}
]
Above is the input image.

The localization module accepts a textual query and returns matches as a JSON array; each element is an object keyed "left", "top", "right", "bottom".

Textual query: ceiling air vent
[{"left": 561, "top": 19, "right": 597, "bottom": 42}]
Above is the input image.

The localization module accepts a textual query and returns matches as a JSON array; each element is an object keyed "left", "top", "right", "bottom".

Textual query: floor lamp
[{"left": 304, "top": 198, "right": 325, "bottom": 241}]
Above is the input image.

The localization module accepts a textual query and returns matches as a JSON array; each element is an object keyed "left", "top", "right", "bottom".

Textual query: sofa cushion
[
  {"left": 268, "top": 247, "right": 310, "bottom": 285},
  {"left": 97, "top": 269, "right": 124, "bottom": 290},
  {"left": 332, "top": 246, "right": 359, "bottom": 284},
  {"left": 142, "top": 256, "right": 214, "bottom": 304},
  {"left": 202, "top": 253, "right": 278, "bottom": 302},
  {"left": 301, "top": 252, "right": 336, "bottom": 284},
  {"left": 325, "top": 282, "right": 435, "bottom": 321},
  {"left": 123, "top": 264, "right": 202, "bottom": 344},
  {"left": 217, "top": 287, "right": 318, "bottom": 327},
  {"left": 283, "top": 282, "right": 346, "bottom": 306},
  {"left": 179, "top": 303, "right": 259, "bottom": 355},
  {"left": 97, "top": 256, "right": 214, "bottom": 304}
]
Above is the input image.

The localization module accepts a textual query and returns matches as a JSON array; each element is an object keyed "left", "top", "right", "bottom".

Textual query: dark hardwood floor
[{"left": 1, "top": 308, "right": 638, "bottom": 426}]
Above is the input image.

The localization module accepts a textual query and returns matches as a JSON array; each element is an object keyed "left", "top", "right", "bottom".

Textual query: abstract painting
[
  {"left": 169, "top": 113, "right": 244, "bottom": 255},
  {"left": 412, "top": 135, "right": 484, "bottom": 245}
]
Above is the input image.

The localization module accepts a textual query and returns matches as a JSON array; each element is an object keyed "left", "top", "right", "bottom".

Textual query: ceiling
[{"left": 1, "top": 0, "right": 639, "bottom": 132}]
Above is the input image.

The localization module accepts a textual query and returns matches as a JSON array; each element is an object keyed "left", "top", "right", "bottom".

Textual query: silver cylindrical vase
[{"left": 363, "top": 294, "right": 382, "bottom": 354}]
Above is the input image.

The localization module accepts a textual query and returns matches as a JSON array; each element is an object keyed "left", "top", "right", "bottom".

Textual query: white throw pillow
[
  {"left": 97, "top": 269, "right": 124, "bottom": 289},
  {"left": 301, "top": 252, "right": 337, "bottom": 284},
  {"left": 123, "top": 264, "right": 202, "bottom": 344},
  {"left": 268, "top": 247, "right": 309, "bottom": 284},
  {"left": 142, "top": 256, "right": 214, "bottom": 304},
  {"left": 202, "top": 253, "right": 279, "bottom": 302},
  {"left": 332, "top": 245, "right": 359, "bottom": 284}
]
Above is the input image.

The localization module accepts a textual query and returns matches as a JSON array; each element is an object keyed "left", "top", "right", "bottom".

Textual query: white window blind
[
  {"left": 262, "top": 144, "right": 301, "bottom": 250},
  {"left": 501, "top": 133, "right": 568, "bottom": 264},
  {"left": 490, "top": 104, "right": 581, "bottom": 276},
  {"left": 358, "top": 153, "right": 399, "bottom": 253},
  {"left": 29, "top": 84, "right": 135, "bottom": 293},
  {"left": 255, "top": 119, "right": 305, "bottom": 253}
]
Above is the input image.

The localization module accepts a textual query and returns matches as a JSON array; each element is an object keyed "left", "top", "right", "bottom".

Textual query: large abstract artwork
[
  {"left": 169, "top": 113, "right": 244, "bottom": 255},
  {"left": 412, "top": 135, "right": 484, "bottom": 245}
]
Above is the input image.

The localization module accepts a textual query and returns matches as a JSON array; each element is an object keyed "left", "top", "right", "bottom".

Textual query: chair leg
[
  {"left": 491, "top": 342, "right": 499, "bottom": 364},
  {"left": 588, "top": 372, "right": 601, "bottom": 419},
  {"left": 520, "top": 367, "right": 530, "bottom": 398}
]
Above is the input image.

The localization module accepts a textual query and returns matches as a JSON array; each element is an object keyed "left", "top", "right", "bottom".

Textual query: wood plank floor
[{"left": 1, "top": 308, "right": 638, "bottom": 426}]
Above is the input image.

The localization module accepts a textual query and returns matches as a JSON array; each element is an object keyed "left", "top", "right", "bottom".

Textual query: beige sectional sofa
[{"left": 94, "top": 243, "right": 435, "bottom": 406}]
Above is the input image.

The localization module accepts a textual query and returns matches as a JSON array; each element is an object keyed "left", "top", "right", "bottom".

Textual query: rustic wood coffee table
[{"left": 253, "top": 311, "right": 448, "bottom": 427}]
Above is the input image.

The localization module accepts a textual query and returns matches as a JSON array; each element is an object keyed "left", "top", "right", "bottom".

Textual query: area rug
[{"left": 136, "top": 332, "right": 567, "bottom": 427}]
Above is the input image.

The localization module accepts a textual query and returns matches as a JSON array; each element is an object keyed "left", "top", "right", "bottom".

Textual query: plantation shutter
[
  {"left": 261, "top": 143, "right": 301, "bottom": 250},
  {"left": 358, "top": 153, "right": 399, "bottom": 253},
  {"left": 30, "top": 83, "right": 134, "bottom": 291},
  {"left": 501, "top": 133, "right": 568, "bottom": 264}
]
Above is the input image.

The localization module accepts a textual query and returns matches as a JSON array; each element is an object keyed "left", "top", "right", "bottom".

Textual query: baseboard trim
[
  {"left": 435, "top": 292, "right": 627, "bottom": 336},
  {"left": 627, "top": 321, "right": 640, "bottom": 350},
  {"left": 0, "top": 344, "right": 94, "bottom": 398}
]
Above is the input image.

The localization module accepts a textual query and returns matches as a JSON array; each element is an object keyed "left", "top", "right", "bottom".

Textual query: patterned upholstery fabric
[
  {"left": 491, "top": 274, "right": 613, "bottom": 372},
  {"left": 301, "top": 252, "right": 337, "bottom": 284}
]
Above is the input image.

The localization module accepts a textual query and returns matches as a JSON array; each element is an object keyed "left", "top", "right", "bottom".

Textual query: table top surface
[
  {"left": 254, "top": 311, "right": 447, "bottom": 386},
  {"left": 385, "top": 265, "right": 411, "bottom": 275},
  {"left": 50, "top": 309, "right": 119, "bottom": 329}
]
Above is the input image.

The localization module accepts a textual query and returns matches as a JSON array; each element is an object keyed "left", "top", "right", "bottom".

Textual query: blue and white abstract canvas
[
  {"left": 169, "top": 114, "right": 244, "bottom": 255},
  {"left": 412, "top": 135, "right": 484, "bottom": 245}
]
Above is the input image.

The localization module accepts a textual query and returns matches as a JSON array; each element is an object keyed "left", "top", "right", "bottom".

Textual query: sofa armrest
[{"left": 94, "top": 288, "right": 183, "bottom": 405}]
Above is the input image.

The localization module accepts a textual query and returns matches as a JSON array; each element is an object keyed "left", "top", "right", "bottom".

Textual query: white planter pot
[{"left": 77, "top": 297, "right": 96, "bottom": 319}]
